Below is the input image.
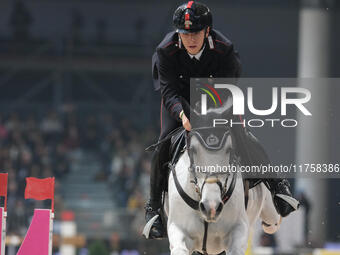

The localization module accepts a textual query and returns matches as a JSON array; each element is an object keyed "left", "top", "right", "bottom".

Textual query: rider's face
[{"left": 179, "top": 27, "right": 210, "bottom": 55}]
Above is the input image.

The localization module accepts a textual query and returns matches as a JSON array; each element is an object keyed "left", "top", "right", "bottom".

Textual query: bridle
[
  {"left": 186, "top": 127, "right": 239, "bottom": 205},
  {"left": 169, "top": 127, "right": 240, "bottom": 211}
]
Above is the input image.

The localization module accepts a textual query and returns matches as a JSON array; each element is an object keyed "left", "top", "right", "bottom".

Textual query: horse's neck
[{"left": 176, "top": 151, "right": 199, "bottom": 198}]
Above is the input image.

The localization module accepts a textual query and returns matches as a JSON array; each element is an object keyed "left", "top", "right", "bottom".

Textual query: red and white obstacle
[
  {"left": 0, "top": 174, "right": 55, "bottom": 255},
  {"left": 0, "top": 173, "right": 8, "bottom": 255},
  {"left": 17, "top": 209, "right": 54, "bottom": 255},
  {"left": 17, "top": 177, "right": 55, "bottom": 255},
  {"left": 0, "top": 207, "right": 5, "bottom": 255}
]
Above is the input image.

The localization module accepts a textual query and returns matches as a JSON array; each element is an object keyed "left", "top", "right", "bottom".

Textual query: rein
[{"left": 169, "top": 158, "right": 237, "bottom": 211}]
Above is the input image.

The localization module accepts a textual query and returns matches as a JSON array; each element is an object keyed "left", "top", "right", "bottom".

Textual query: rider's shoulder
[
  {"left": 210, "top": 29, "right": 234, "bottom": 55},
  {"left": 156, "top": 31, "right": 180, "bottom": 57}
]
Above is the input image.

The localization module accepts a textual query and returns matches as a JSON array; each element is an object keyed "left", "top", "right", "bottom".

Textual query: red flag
[
  {"left": 0, "top": 173, "right": 8, "bottom": 211},
  {"left": 25, "top": 177, "right": 55, "bottom": 211},
  {"left": 0, "top": 173, "right": 8, "bottom": 197}
]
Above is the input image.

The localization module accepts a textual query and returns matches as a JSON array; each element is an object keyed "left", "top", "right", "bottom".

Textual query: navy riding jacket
[{"left": 152, "top": 29, "right": 241, "bottom": 121}]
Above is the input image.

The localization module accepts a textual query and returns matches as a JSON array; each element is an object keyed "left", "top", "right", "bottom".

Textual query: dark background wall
[{"left": 0, "top": 0, "right": 339, "bottom": 243}]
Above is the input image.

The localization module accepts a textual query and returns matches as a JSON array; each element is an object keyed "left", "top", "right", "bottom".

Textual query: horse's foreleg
[
  {"left": 168, "top": 223, "right": 193, "bottom": 255},
  {"left": 260, "top": 187, "right": 281, "bottom": 234},
  {"left": 225, "top": 221, "right": 248, "bottom": 255}
]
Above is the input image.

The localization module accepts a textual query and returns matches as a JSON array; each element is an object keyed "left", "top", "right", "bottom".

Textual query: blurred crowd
[
  {"left": 0, "top": 109, "right": 157, "bottom": 238},
  {"left": 99, "top": 114, "right": 156, "bottom": 213},
  {"left": 0, "top": 111, "right": 71, "bottom": 235}
]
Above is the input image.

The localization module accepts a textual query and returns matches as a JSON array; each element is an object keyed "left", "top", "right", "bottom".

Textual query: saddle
[{"left": 169, "top": 127, "right": 187, "bottom": 165}]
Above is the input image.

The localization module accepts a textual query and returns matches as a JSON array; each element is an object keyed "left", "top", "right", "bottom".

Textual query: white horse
[
  {"left": 163, "top": 126, "right": 282, "bottom": 255},
  {"left": 142, "top": 102, "right": 290, "bottom": 254}
]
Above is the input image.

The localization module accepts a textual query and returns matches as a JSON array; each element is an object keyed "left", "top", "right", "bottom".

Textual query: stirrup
[
  {"left": 275, "top": 194, "right": 299, "bottom": 211},
  {"left": 142, "top": 214, "right": 160, "bottom": 239}
]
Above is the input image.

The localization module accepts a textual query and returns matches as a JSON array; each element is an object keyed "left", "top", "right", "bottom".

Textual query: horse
[{"left": 143, "top": 104, "right": 282, "bottom": 255}]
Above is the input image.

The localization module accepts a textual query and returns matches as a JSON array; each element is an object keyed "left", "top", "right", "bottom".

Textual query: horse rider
[{"left": 145, "top": 1, "right": 300, "bottom": 239}]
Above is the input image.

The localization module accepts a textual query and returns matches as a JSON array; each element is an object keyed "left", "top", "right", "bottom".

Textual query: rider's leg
[
  {"left": 145, "top": 99, "right": 181, "bottom": 239},
  {"left": 144, "top": 142, "right": 169, "bottom": 238},
  {"left": 233, "top": 125, "right": 300, "bottom": 217},
  {"left": 148, "top": 146, "right": 166, "bottom": 210}
]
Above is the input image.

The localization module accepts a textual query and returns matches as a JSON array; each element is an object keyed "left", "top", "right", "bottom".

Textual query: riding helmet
[{"left": 173, "top": 1, "right": 212, "bottom": 34}]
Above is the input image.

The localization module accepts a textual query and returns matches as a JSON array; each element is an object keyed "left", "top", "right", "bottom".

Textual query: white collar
[{"left": 188, "top": 44, "right": 205, "bottom": 60}]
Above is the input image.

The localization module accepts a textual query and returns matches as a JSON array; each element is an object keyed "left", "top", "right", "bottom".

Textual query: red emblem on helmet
[
  {"left": 184, "top": 13, "right": 191, "bottom": 29},
  {"left": 184, "top": 20, "right": 192, "bottom": 29}
]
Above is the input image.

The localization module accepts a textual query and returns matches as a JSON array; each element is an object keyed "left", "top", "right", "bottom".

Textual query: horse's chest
[
  {"left": 207, "top": 233, "right": 227, "bottom": 248},
  {"left": 193, "top": 223, "right": 231, "bottom": 253}
]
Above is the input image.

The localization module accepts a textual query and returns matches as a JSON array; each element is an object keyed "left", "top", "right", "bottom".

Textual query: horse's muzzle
[{"left": 199, "top": 200, "right": 223, "bottom": 222}]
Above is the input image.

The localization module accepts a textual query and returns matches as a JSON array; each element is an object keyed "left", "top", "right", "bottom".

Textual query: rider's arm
[{"left": 157, "top": 48, "right": 183, "bottom": 122}]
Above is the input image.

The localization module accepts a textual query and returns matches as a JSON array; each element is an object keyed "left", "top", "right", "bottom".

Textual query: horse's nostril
[
  {"left": 199, "top": 202, "right": 206, "bottom": 213},
  {"left": 216, "top": 202, "right": 223, "bottom": 214}
]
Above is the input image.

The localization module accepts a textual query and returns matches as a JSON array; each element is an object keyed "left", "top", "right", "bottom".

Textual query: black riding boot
[
  {"left": 234, "top": 126, "right": 300, "bottom": 217},
  {"left": 265, "top": 178, "right": 300, "bottom": 217},
  {"left": 144, "top": 146, "right": 167, "bottom": 239}
]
